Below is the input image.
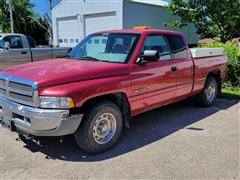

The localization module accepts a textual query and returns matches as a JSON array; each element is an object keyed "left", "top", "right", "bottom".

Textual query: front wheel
[
  {"left": 197, "top": 76, "right": 218, "bottom": 107},
  {"left": 74, "top": 101, "right": 123, "bottom": 154}
]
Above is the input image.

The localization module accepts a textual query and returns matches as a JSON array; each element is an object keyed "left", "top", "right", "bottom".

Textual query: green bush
[{"left": 199, "top": 42, "right": 240, "bottom": 87}]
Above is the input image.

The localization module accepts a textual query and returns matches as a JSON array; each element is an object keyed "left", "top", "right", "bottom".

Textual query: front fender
[{"left": 38, "top": 75, "right": 132, "bottom": 107}]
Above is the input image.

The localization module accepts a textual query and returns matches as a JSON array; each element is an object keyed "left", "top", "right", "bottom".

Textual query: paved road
[{"left": 1, "top": 98, "right": 239, "bottom": 179}]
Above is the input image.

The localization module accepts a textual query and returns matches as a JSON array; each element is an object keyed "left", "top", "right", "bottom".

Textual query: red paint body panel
[
  {"left": 3, "top": 59, "right": 129, "bottom": 88},
  {"left": 1, "top": 29, "right": 227, "bottom": 116}
]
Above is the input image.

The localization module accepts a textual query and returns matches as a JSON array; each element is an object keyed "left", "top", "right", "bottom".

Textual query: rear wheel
[
  {"left": 197, "top": 76, "right": 218, "bottom": 106},
  {"left": 74, "top": 101, "right": 123, "bottom": 154}
]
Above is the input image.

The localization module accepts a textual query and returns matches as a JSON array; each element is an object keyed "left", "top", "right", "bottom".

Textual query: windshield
[
  {"left": 69, "top": 33, "right": 140, "bottom": 63},
  {"left": 0, "top": 39, "right": 3, "bottom": 49}
]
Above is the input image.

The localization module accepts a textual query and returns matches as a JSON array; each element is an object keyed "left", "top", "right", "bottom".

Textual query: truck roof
[
  {"left": 96, "top": 29, "right": 183, "bottom": 36},
  {"left": 0, "top": 33, "right": 25, "bottom": 37}
]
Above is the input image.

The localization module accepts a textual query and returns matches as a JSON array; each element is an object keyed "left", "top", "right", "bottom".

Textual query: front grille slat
[
  {"left": 0, "top": 84, "right": 6, "bottom": 90},
  {"left": 9, "top": 82, "right": 33, "bottom": 92},
  {"left": 0, "top": 88, "right": 7, "bottom": 97},
  {"left": 9, "top": 87, "right": 33, "bottom": 96},
  {"left": 0, "top": 75, "right": 37, "bottom": 107},
  {"left": 0, "top": 79, "right": 6, "bottom": 90}
]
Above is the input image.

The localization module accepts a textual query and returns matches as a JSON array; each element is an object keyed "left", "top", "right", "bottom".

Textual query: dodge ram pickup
[
  {"left": 0, "top": 33, "right": 70, "bottom": 69},
  {"left": 0, "top": 28, "right": 227, "bottom": 153}
]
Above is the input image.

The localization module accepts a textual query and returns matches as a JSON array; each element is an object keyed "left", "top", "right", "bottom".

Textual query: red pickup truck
[{"left": 0, "top": 28, "right": 227, "bottom": 153}]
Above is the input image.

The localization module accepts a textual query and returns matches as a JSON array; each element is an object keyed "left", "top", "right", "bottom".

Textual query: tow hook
[{"left": 22, "top": 134, "right": 34, "bottom": 140}]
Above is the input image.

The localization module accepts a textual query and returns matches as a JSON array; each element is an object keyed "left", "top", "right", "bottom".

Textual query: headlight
[{"left": 39, "top": 96, "right": 74, "bottom": 109}]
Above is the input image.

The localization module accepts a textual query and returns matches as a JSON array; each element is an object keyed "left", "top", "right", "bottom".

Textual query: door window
[
  {"left": 142, "top": 35, "right": 171, "bottom": 61},
  {"left": 167, "top": 35, "right": 189, "bottom": 59},
  {"left": 3, "top": 36, "right": 23, "bottom": 49}
]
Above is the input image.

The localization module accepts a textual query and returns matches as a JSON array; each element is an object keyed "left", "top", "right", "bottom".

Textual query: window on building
[
  {"left": 94, "top": 39, "right": 99, "bottom": 44},
  {"left": 102, "top": 39, "right": 107, "bottom": 44}
]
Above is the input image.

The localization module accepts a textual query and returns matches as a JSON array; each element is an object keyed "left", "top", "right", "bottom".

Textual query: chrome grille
[{"left": 0, "top": 74, "right": 38, "bottom": 107}]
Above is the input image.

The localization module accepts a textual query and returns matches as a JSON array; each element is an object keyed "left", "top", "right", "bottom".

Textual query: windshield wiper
[{"left": 81, "top": 56, "right": 100, "bottom": 61}]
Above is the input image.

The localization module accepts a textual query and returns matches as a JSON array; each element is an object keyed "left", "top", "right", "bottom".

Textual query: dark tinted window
[
  {"left": 167, "top": 35, "right": 186, "bottom": 52},
  {"left": 167, "top": 35, "right": 188, "bottom": 59},
  {"left": 27, "top": 37, "right": 36, "bottom": 48}
]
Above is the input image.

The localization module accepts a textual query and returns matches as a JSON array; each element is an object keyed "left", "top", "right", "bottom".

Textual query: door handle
[
  {"left": 171, "top": 66, "right": 177, "bottom": 72},
  {"left": 21, "top": 51, "right": 27, "bottom": 54}
]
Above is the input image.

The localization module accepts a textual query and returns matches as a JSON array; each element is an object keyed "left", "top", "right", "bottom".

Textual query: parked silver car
[{"left": 0, "top": 34, "right": 70, "bottom": 69}]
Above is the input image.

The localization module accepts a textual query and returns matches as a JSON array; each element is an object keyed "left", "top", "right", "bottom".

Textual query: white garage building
[{"left": 52, "top": 0, "right": 198, "bottom": 47}]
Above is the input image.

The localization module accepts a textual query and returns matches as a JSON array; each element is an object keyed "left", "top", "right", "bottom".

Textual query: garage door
[
  {"left": 84, "top": 12, "right": 117, "bottom": 36},
  {"left": 57, "top": 17, "right": 80, "bottom": 47}
]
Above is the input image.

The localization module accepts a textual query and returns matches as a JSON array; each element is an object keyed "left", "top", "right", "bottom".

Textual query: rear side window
[
  {"left": 167, "top": 35, "right": 189, "bottom": 59},
  {"left": 167, "top": 35, "right": 185, "bottom": 52},
  {"left": 27, "top": 37, "right": 36, "bottom": 48}
]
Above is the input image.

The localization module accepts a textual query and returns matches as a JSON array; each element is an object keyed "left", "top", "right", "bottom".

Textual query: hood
[{"left": 2, "top": 59, "right": 130, "bottom": 88}]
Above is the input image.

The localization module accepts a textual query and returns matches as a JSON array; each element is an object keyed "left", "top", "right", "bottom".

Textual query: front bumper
[{"left": 0, "top": 97, "right": 82, "bottom": 136}]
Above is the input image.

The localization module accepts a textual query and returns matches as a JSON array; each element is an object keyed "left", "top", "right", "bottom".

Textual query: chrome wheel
[
  {"left": 93, "top": 113, "right": 117, "bottom": 144},
  {"left": 206, "top": 83, "right": 216, "bottom": 102}
]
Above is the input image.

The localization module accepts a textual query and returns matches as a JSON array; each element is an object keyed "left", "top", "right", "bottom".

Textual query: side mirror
[
  {"left": 137, "top": 50, "right": 159, "bottom": 64},
  {"left": 4, "top": 42, "right": 10, "bottom": 50}
]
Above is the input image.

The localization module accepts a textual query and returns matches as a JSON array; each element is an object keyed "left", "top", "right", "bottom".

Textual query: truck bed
[{"left": 191, "top": 48, "right": 227, "bottom": 95}]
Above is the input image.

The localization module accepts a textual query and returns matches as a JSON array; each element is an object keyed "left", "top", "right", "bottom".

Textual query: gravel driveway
[{"left": 1, "top": 98, "right": 239, "bottom": 179}]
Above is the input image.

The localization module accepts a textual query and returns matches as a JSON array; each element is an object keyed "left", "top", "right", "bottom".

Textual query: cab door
[
  {"left": 130, "top": 34, "right": 178, "bottom": 115},
  {"left": 2, "top": 35, "right": 31, "bottom": 65}
]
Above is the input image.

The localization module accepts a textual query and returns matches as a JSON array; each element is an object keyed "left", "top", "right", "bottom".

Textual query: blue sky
[
  {"left": 31, "top": 0, "right": 61, "bottom": 17},
  {"left": 31, "top": 0, "right": 171, "bottom": 17}
]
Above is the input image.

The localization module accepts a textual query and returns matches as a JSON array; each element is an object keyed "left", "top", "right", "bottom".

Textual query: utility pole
[
  {"left": 49, "top": 0, "right": 53, "bottom": 19},
  {"left": 49, "top": 0, "right": 53, "bottom": 46},
  {"left": 6, "top": 0, "right": 14, "bottom": 33}
]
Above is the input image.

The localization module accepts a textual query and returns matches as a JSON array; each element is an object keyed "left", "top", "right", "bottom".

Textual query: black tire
[
  {"left": 74, "top": 101, "right": 123, "bottom": 154},
  {"left": 197, "top": 76, "right": 218, "bottom": 107}
]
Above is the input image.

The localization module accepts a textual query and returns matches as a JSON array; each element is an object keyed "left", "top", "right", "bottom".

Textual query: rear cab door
[{"left": 166, "top": 35, "right": 194, "bottom": 100}]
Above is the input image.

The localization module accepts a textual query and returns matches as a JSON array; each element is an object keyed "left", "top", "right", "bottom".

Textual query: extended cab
[
  {"left": 0, "top": 29, "right": 227, "bottom": 153},
  {"left": 0, "top": 33, "right": 70, "bottom": 69}
]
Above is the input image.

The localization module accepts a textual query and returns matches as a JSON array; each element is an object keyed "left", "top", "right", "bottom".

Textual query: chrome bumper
[{"left": 0, "top": 97, "right": 82, "bottom": 136}]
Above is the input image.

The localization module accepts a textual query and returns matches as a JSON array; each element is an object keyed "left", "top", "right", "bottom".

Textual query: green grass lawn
[{"left": 220, "top": 86, "right": 240, "bottom": 100}]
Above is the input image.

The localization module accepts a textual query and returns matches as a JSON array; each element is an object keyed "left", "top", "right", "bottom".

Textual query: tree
[
  {"left": 0, "top": 0, "right": 49, "bottom": 44},
  {"left": 167, "top": 0, "right": 240, "bottom": 42}
]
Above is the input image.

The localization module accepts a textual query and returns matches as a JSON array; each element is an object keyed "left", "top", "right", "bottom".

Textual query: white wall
[{"left": 52, "top": 0, "right": 123, "bottom": 47}]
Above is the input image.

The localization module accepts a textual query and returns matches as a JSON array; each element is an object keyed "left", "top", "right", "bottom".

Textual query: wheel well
[
  {"left": 207, "top": 71, "right": 221, "bottom": 93},
  {"left": 72, "top": 93, "right": 131, "bottom": 128}
]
